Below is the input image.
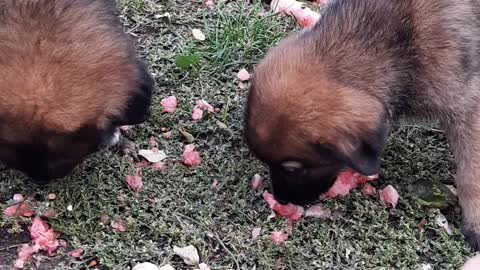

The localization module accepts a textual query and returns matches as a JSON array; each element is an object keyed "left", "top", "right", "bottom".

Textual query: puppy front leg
[
  {"left": 446, "top": 122, "right": 480, "bottom": 251},
  {"left": 457, "top": 163, "right": 480, "bottom": 250}
]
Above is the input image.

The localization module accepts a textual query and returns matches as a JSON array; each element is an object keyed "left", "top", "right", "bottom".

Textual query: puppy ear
[
  {"left": 344, "top": 127, "right": 387, "bottom": 176},
  {"left": 117, "top": 60, "right": 154, "bottom": 125}
]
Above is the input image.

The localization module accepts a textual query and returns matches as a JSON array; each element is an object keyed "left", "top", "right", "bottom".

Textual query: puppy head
[
  {"left": 0, "top": 0, "right": 153, "bottom": 184},
  {"left": 245, "top": 35, "right": 388, "bottom": 205},
  {"left": 0, "top": 123, "right": 107, "bottom": 184},
  {"left": 0, "top": 59, "right": 153, "bottom": 184}
]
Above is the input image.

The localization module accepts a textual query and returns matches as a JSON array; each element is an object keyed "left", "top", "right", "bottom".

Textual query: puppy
[
  {"left": 245, "top": 0, "right": 480, "bottom": 249},
  {"left": 0, "top": 0, "right": 153, "bottom": 183}
]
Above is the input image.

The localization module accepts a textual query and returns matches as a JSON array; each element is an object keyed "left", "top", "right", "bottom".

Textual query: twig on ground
[
  {"left": 175, "top": 213, "right": 241, "bottom": 270},
  {"left": 0, "top": 243, "right": 23, "bottom": 252}
]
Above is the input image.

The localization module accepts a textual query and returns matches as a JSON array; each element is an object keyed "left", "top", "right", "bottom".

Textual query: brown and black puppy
[
  {"left": 0, "top": 0, "right": 153, "bottom": 183},
  {"left": 245, "top": 0, "right": 480, "bottom": 249}
]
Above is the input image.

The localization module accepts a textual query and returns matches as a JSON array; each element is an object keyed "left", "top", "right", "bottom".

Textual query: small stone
[
  {"left": 173, "top": 245, "right": 200, "bottom": 265},
  {"left": 210, "top": 179, "right": 219, "bottom": 190},
  {"left": 99, "top": 214, "right": 110, "bottom": 225},
  {"left": 13, "top": 194, "right": 24, "bottom": 202},
  {"left": 252, "top": 227, "right": 262, "bottom": 240},
  {"left": 159, "top": 264, "right": 175, "bottom": 270},
  {"left": 420, "top": 263, "right": 432, "bottom": 270},
  {"left": 132, "top": 262, "right": 159, "bottom": 270}
]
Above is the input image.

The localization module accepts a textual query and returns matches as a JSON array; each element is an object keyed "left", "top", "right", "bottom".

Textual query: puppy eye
[{"left": 281, "top": 161, "right": 303, "bottom": 173}]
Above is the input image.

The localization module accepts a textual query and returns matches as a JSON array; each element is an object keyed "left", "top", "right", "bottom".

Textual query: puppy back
[{"left": 0, "top": 0, "right": 141, "bottom": 141}]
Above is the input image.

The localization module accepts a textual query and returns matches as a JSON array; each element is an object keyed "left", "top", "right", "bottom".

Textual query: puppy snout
[
  {"left": 48, "top": 161, "right": 76, "bottom": 177},
  {"left": 28, "top": 169, "right": 68, "bottom": 184},
  {"left": 28, "top": 175, "right": 52, "bottom": 185},
  {"left": 274, "top": 190, "right": 316, "bottom": 205},
  {"left": 270, "top": 166, "right": 340, "bottom": 205},
  {"left": 271, "top": 179, "right": 315, "bottom": 205},
  {"left": 25, "top": 160, "right": 76, "bottom": 184},
  {"left": 274, "top": 195, "right": 290, "bottom": 205}
]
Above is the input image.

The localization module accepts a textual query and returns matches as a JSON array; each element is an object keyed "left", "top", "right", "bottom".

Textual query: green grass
[
  {"left": 178, "top": 2, "right": 294, "bottom": 74},
  {"left": 0, "top": 0, "right": 474, "bottom": 269}
]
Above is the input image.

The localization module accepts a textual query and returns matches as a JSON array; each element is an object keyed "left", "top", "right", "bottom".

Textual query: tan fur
[
  {"left": 247, "top": 32, "right": 386, "bottom": 164},
  {"left": 0, "top": 0, "right": 152, "bottom": 182},
  {"left": 245, "top": 0, "right": 480, "bottom": 249},
  {"left": 0, "top": 0, "right": 137, "bottom": 138}
]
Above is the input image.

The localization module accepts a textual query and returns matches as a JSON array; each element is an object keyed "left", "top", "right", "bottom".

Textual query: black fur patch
[
  {"left": 346, "top": 119, "right": 388, "bottom": 175},
  {"left": 116, "top": 60, "right": 154, "bottom": 126},
  {"left": 269, "top": 164, "right": 339, "bottom": 205}
]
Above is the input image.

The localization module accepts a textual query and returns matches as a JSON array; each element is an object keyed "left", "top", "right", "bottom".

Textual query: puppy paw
[{"left": 462, "top": 224, "right": 480, "bottom": 251}]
